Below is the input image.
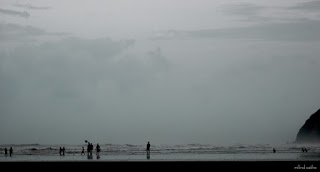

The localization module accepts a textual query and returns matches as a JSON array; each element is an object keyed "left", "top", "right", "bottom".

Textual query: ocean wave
[{"left": 1, "top": 143, "right": 320, "bottom": 156}]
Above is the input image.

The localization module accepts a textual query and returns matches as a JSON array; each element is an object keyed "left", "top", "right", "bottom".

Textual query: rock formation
[{"left": 296, "top": 109, "right": 320, "bottom": 143}]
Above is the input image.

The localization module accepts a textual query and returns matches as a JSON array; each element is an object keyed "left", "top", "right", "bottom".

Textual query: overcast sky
[{"left": 1, "top": 0, "right": 320, "bottom": 145}]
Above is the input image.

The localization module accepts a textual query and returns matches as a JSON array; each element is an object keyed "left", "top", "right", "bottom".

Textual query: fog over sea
[{"left": 2, "top": 2, "right": 320, "bottom": 167}]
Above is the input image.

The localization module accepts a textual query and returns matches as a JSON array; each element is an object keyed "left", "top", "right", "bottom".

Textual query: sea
[{"left": 0, "top": 143, "right": 319, "bottom": 161}]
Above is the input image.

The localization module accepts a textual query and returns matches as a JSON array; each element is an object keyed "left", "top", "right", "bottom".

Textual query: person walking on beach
[
  {"left": 87, "top": 143, "right": 90, "bottom": 155},
  {"left": 9, "top": 147, "right": 13, "bottom": 157},
  {"left": 146, "top": 142, "right": 150, "bottom": 154},
  {"left": 59, "top": 147, "right": 62, "bottom": 155},
  {"left": 96, "top": 143, "right": 101, "bottom": 155},
  {"left": 4, "top": 148, "right": 7, "bottom": 156},
  {"left": 81, "top": 147, "right": 85, "bottom": 155},
  {"left": 90, "top": 143, "right": 93, "bottom": 155},
  {"left": 273, "top": 148, "right": 276, "bottom": 153},
  {"left": 62, "top": 147, "right": 65, "bottom": 155}
]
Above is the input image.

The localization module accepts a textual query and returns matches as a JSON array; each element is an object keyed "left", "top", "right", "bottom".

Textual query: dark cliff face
[{"left": 296, "top": 109, "right": 320, "bottom": 143}]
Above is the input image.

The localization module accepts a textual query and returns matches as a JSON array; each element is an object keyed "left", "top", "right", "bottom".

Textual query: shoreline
[{"left": 1, "top": 161, "right": 319, "bottom": 171}]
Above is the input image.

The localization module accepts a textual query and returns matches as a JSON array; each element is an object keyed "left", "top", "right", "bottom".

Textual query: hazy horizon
[{"left": 1, "top": 0, "right": 320, "bottom": 146}]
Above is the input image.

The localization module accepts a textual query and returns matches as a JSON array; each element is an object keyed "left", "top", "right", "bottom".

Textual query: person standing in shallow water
[
  {"left": 96, "top": 143, "right": 101, "bottom": 155},
  {"left": 146, "top": 142, "right": 150, "bottom": 154},
  {"left": 81, "top": 147, "right": 85, "bottom": 155},
  {"left": 89, "top": 143, "right": 92, "bottom": 155},
  {"left": 90, "top": 143, "right": 94, "bottom": 155},
  {"left": 9, "top": 147, "right": 13, "bottom": 157},
  {"left": 87, "top": 143, "right": 90, "bottom": 155},
  {"left": 62, "top": 147, "right": 65, "bottom": 155},
  {"left": 146, "top": 142, "right": 151, "bottom": 159},
  {"left": 4, "top": 148, "right": 7, "bottom": 156}
]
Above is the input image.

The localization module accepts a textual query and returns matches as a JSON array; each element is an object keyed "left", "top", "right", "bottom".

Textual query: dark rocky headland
[{"left": 296, "top": 109, "right": 320, "bottom": 143}]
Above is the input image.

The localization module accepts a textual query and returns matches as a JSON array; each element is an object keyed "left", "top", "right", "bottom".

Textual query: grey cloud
[
  {"left": 0, "top": 8, "right": 30, "bottom": 18},
  {"left": 0, "top": 23, "right": 69, "bottom": 42},
  {"left": 0, "top": 37, "right": 134, "bottom": 103},
  {"left": 220, "top": 2, "right": 320, "bottom": 23},
  {"left": 289, "top": 0, "right": 320, "bottom": 11},
  {"left": 1, "top": 33, "right": 319, "bottom": 144},
  {"left": 0, "top": 37, "right": 168, "bottom": 112},
  {"left": 96, "top": 46, "right": 169, "bottom": 92},
  {"left": 221, "top": 3, "right": 264, "bottom": 17},
  {"left": 219, "top": 3, "right": 271, "bottom": 22},
  {"left": 153, "top": 19, "right": 320, "bottom": 42},
  {"left": 41, "top": 37, "right": 135, "bottom": 59},
  {"left": 2, "top": 1, "right": 320, "bottom": 145},
  {"left": 0, "top": 36, "right": 171, "bottom": 144},
  {"left": 0, "top": 23, "right": 45, "bottom": 36},
  {"left": 13, "top": 3, "right": 51, "bottom": 10}
]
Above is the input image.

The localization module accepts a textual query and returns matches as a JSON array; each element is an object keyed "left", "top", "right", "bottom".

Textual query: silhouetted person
[
  {"left": 59, "top": 147, "right": 62, "bottom": 155},
  {"left": 81, "top": 147, "right": 85, "bottom": 155},
  {"left": 87, "top": 143, "right": 90, "bottom": 154},
  {"left": 9, "top": 147, "right": 13, "bottom": 157},
  {"left": 273, "top": 148, "right": 276, "bottom": 153},
  {"left": 146, "top": 142, "right": 150, "bottom": 154},
  {"left": 62, "top": 147, "right": 65, "bottom": 155},
  {"left": 88, "top": 143, "right": 90, "bottom": 154},
  {"left": 90, "top": 143, "right": 93, "bottom": 155},
  {"left": 302, "top": 148, "right": 305, "bottom": 152},
  {"left": 4, "top": 148, "right": 7, "bottom": 155},
  {"left": 96, "top": 143, "right": 100, "bottom": 155}
]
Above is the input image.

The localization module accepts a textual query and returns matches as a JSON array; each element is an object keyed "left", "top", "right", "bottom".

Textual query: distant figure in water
[
  {"left": 9, "top": 147, "right": 13, "bottom": 157},
  {"left": 273, "top": 148, "right": 276, "bottom": 153},
  {"left": 96, "top": 143, "right": 101, "bottom": 155},
  {"left": 90, "top": 143, "right": 93, "bottom": 155},
  {"left": 87, "top": 144, "right": 93, "bottom": 160},
  {"left": 81, "top": 147, "right": 85, "bottom": 155},
  {"left": 4, "top": 148, "right": 7, "bottom": 155},
  {"left": 301, "top": 148, "right": 309, "bottom": 153},
  {"left": 87, "top": 143, "right": 90, "bottom": 155},
  {"left": 62, "top": 147, "right": 65, "bottom": 155},
  {"left": 146, "top": 142, "right": 150, "bottom": 154},
  {"left": 59, "top": 147, "right": 62, "bottom": 155}
]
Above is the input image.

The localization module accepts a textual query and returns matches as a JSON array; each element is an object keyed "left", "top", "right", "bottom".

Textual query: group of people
[
  {"left": 3, "top": 142, "right": 152, "bottom": 158},
  {"left": 82, "top": 141, "right": 151, "bottom": 157},
  {"left": 2, "top": 143, "right": 313, "bottom": 160},
  {"left": 84, "top": 142, "right": 101, "bottom": 156},
  {"left": 301, "top": 148, "right": 309, "bottom": 152},
  {"left": 3, "top": 147, "right": 13, "bottom": 157},
  {"left": 272, "top": 147, "right": 311, "bottom": 153},
  {"left": 59, "top": 147, "right": 66, "bottom": 156}
]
